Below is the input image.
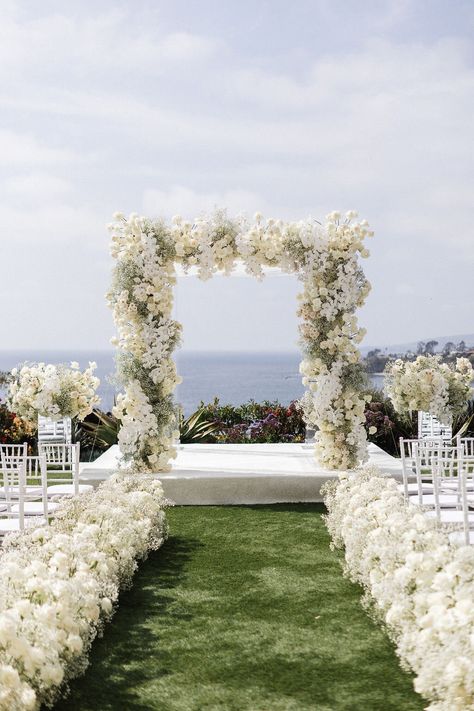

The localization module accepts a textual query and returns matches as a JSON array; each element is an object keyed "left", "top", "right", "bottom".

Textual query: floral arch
[{"left": 107, "top": 210, "right": 373, "bottom": 472}]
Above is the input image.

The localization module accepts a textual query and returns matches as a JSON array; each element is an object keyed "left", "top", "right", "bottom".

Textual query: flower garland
[
  {"left": 323, "top": 467, "right": 474, "bottom": 711},
  {"left": 0, "top": 473, "right": 168, "bottom": 710},
  {"left": 384, "top": 355, "right": 473, "bottom": 424},
  {"left": 107, "top": 210, "right": 373, "bottom": 471},
  {"left": 7, "top": 362, "right": 100, "bottom": 423}
]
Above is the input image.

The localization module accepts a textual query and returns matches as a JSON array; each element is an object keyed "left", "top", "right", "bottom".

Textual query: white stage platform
[{"left": 79, "top": 443, "right": 402, "bottom": 505}]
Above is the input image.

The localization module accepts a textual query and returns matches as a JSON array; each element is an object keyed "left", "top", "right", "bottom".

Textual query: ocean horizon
[{"left": 0, "top": 349, "right": 384, "bottom": 415}]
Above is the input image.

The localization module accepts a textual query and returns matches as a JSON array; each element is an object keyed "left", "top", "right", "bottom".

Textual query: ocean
[{"left": 0, "top": 350, "right": 384, "bottom": 415}]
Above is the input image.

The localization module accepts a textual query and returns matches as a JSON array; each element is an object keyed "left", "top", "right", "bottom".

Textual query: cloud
[
  {"left": 0, "top": 7, "right": 220, "bottom": 81},
  {"left": 4, "top": 172, "right": 72, "bottom": 203},
  {"left": 0, "top": 130, "right": 74, "bottom": 166},
  {"left": 160, "top": 32, "right": 220, "bottom": 61},
  {"left": 0, "top": 2, "right": 473, "bottom": 348},
  {"left": 142, "top": 186, "right": 271, "bottom": 219},
  {"left": 395, "top": 283, "right": 415, "bottom": 296},
  {"left": 0, "top": 201, "right": 104, "bottom": 247}
]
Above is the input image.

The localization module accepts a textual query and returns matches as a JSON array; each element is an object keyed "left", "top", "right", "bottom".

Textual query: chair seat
[
  {"left": 0, "top": 517, "right": 46, "bottom": 534},
  {"left": 11, "top": 501, "right": 60, "bottom": 516},
  {"left": 425, "top": 510, "right": 474, "bottom": 524},
  {"left": 0, "top": 486, "right": 43, "bottom": 499},
  {"left": 409, "top": 494, "right": 459, "bottom": 507},
  {"left": 449, "top": 530, "right": 474, "bottom": 546},
  {"left": 46, "top": 484, "right": 93, "bottom": 496},
  {"left": 440, "top": 481, "right": 474, "bottom": 492},
  {"left": 398, "top": 482, "right": 434, "bottom": 494}
]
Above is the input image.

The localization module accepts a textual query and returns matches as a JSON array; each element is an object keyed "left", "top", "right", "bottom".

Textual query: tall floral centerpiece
[
  {"left": 108, "top": 209, "right": 373, "bottom": 472},
  {"left": 7, "top": 362, "right": 100, "bottom": 425},
  {"left": 383, "top": 355, "right": 473, "bottom": 427}
]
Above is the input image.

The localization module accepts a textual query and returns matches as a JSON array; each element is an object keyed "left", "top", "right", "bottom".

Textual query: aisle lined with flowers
[
  {"left": 53, "top": 505, "right": 423, "bottom": 711},
  {"left": 323, "top": 464, "right": 474, "bottom": 711},
  {"left": 0, "top": 473, "right": 168, "bottom": 710}
]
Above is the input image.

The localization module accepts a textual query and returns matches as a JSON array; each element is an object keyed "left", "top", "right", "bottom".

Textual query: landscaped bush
[
  {"left": 0, "top": 399, "right": 36, "bottom": 449},
  {"left": 364, "top": 387, "right": 474, "bottom": 457},
  {"left": 198, "top": 398, "right": 306, "bottom": 443},
  {"left": 363, "top": 388, "right": 414, "bottom": 456},
  {"left": 74, "top": 409, "right": 120, "bottom": 461},
  {"left": 453, "top": 398, "right": 474, "bottom": 438}
]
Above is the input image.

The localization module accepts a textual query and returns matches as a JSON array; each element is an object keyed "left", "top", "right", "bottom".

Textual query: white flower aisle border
[
  {"left": 0, "top": 474, "right": 168, "bottom": 710},
  {"left": 323, "top": 468, "right": 474, "bottom": 711},
  {"left": 384, "top": 355, "right": 473, "bottom": 425},
  {"left": 107, "top": 209, "right": 373, "bottom": 472}
]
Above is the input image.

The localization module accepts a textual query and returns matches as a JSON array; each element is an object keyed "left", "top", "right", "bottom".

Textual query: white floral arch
[{"left": 107, "top": 210, "right": 373, "bottom": 472}]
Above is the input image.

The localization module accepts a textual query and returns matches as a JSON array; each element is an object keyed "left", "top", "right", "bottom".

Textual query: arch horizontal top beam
[{"left": 175, "top": 262, "right": 295, "bottom": 278}]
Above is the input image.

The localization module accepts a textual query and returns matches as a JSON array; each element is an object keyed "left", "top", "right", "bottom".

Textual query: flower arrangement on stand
[
  {"left": 0, "top": 473, "right": 168, "bottom": 710},
  {"left": 107, "top": 209, "right": 373, "bottom": 472},
  {"left": 7, "top": 362, "right": 100, "bottom": 423},
  {"left": 384, "top": 355, "right": 473, "bottom": 424},
  {"left": 323, "top": 467, "right": 474, "bottom": 711}
]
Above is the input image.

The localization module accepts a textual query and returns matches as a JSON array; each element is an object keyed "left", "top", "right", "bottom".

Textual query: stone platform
[{"left": 79, "top": 443, "right": 402, "bottom": 505}]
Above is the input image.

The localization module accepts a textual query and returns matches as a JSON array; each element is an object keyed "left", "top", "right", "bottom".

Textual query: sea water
[{"left": 0, "top": 350, "right": 383, "bottom": 415}]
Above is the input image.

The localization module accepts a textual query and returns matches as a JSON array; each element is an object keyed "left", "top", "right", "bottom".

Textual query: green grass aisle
[{"left": 54, "top": 505, "right": 424, "bottom": 711}]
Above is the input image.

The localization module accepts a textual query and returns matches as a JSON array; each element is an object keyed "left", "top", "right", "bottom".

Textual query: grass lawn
[{"left": 54, "top": 505, "right": 424, "bottom": 711}]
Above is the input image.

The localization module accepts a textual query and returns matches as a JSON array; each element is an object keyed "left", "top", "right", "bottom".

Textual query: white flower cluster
[
  {"left": 384, "top": 355, "right": 473, "bottom": 424},
  {"left": 107, "top": 209, "right": 373, "bottom": 471},
  {"left": 0, "top": 473, "right": 168, "bottom": 710},
  {"left": 7, "top": 362, "right": 100, "bottom": 423},
  {"left": 323, "top": 467, "right": 474, "bottom": 711}
]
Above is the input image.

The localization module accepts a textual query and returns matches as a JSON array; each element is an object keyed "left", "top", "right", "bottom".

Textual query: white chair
[
  {"left": 0, "top": 443, "right": 43, "bottom": 499},
  {"left": 399, "top": 438, "right": 452, "bottom": 500},
  {"left": 447, "top": 458, "right": 474, "bottom": 546},
  {"left": 457, "top": 435, "right": 474, "bottom": 460},
  {"left": 0, "top": 452, "right": 48, "bottom": 535},
  {"left": 408, "top": 443, "right": 460, "bottom": 509},
  {"left": 418, "top": 411, "right": 452, "bottom": 440},
  {"left": 399, "top": 438, "right": 436, "bottom": 499},
  {"left": 37, "top": 416, "right": 72, "bottom": 444},
  {"left": 10, "top": 456, "right": 60, "bottom": 517},
  {"left": 423, "top": 454, "right": 474, "bottom": 527},
  {"left": 38, "top": 443, "right": 92, "bottom": 497}
]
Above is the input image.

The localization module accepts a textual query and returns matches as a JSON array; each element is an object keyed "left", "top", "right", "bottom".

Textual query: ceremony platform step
[{"left": 79, "top": 442, "right": 402, "bottom": 505}]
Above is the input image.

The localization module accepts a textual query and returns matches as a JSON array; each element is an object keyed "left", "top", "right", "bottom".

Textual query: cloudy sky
[{"left": 1, "top": 0, "right": 473, "bottom": 353}]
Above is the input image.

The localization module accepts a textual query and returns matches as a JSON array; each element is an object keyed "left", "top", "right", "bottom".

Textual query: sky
[{"left": 0, "top": 0, "right": 473, "bottom": 353}]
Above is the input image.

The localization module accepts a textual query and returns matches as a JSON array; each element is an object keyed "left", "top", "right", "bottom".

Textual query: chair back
[
  {"left": 0, "top": 443, "right": 28, "bottom": 459},
  {"left": 38, "top": 443, "right": 80, "bottom": 493},
  {"left": 0, "top": 452, "right": 49, "bottom": 529},
  {"left": 37, "top": 416, "right": 72, "bottom": 444},
  {"left": 450, "top": 454, "right": 474, "bottom": 546},
  {"left": 457, "top": 436, "right": 474, "bottom": 460},
  {"left": 0, "top": 451, "right": 27, "bottom": 529},
  {"left": 412, "top": 441, "right": 456, "bottom": 505},
  {"left": 399, "top": 437, "right": 451, "bottom": 501},
  {"left": 417, "top": 411, "right": 452, "bottom": 440}
]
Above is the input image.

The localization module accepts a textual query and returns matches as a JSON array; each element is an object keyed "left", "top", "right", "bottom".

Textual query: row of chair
[
  {"left": 400, "top": 435, "right": 474, "bottom": 545},
  {"left": 0, "top": 443, "right": 93, "bottom": 536}
]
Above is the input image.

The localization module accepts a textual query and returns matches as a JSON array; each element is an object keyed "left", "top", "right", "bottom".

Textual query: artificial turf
[{"left": 54, "top": 505, "right": 424, "bottom": 711}]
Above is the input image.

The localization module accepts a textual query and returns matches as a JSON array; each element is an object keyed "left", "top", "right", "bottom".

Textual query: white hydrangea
[
  {"left": 7, "top": 362, "right": 100, "bottom": 422},
  {"left": 384, "top": 355, "right": 473, "bottom": 424}
]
